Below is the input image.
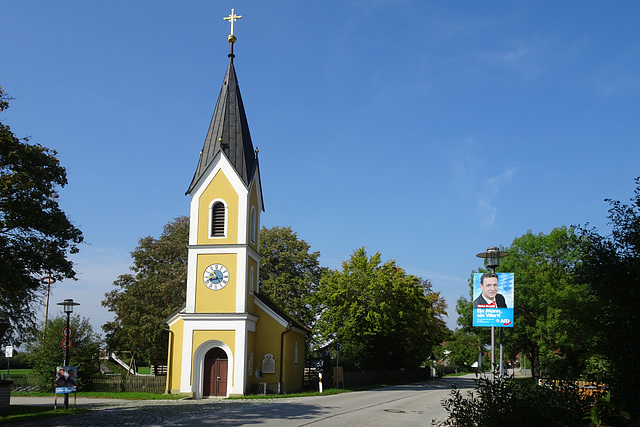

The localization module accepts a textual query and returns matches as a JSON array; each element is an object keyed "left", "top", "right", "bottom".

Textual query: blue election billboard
[
  {"left": 472, "top": 272, "right": 514, "bottom": 328},
  {"left": 55, "top": 366, "right": 77, "bottom": 394}
]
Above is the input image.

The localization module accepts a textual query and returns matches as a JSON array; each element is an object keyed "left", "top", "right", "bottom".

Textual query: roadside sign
[{"left": 4, "top": 345, "right": 12, "bottom": 358}]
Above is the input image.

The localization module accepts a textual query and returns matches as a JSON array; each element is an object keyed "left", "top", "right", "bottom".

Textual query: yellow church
[{"left": 165, "top": 10, "right": 307, "bottom": 398}]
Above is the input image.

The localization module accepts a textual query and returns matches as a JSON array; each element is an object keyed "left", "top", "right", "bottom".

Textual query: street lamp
[
  {"left": 476, "top": 246, "right": 509, "bottom": 272},
  {"left": 56, "top": 299, "right": 79, "bottom": 409},
  {"left": 476, "top": 247, "right": 509, "bottom": 379}
]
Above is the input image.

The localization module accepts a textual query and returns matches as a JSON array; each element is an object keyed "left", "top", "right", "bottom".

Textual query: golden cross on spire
[{"left": 224, "top": 8, "right": 242, "bottom": 41}]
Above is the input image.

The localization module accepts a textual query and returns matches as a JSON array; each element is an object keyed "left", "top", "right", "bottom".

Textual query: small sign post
[{"left": 4, "top": 346, "right": 12, "bottom": 377}]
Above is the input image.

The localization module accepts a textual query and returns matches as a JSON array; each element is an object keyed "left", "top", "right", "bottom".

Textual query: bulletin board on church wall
[{"left": 472, "top": 272, "right": 515, "bottom": 328}]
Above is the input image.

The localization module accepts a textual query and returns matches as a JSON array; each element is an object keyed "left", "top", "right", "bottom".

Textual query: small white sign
[{"left": 4, "top": 345, "right": 13, "bottom": 358}]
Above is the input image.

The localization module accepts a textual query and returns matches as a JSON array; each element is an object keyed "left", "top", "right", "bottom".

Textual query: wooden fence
[
  {"left": 88, "top": 376, "right": 166, "bottom": 393},
  {"left": 7, "top": 374, "right": 166, "bottom": 394},
  {"left": 5, "top": 375, "right": 39, "bottom": 390},
  {"left": 538, "top": 379, "right": 608, "bottom": 401}
]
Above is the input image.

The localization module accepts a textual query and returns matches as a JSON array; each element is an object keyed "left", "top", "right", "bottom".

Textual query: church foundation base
[{"left": 165, "top": 390, "right": 194, "bottom": 398}]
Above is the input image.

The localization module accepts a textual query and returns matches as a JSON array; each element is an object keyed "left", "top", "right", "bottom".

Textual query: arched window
[
  {"left": 250, "top": 206, "right": 257, "bottom": 243},
  {"left": 211, "top": 201, "right": 226, "bottom": 237}
]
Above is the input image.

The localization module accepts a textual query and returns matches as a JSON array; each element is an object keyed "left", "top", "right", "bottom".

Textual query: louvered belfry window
[{"left": 211, "top": 202, "right": 225, "bottom": 237}]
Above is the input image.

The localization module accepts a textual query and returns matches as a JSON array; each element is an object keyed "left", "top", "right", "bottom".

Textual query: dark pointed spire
[{"left": 187, "top": 10, "right": 257, "bottom": 195}]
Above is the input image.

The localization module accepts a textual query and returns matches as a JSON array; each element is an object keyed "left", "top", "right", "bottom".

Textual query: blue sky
[{"left": 2, "top": 1, "right": 639, "bottom": 334}]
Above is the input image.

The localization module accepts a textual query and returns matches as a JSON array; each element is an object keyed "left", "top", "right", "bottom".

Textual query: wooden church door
[{"left": 203, "top": 348, "right": 228, "bottom": 397}]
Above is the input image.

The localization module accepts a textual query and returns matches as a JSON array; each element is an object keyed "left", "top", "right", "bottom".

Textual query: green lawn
[{"left": 0, "top": 369, "right": 32, "bottom": 375}]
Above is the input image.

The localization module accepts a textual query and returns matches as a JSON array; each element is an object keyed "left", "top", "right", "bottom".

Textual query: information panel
[{"left": 472, "top": 272, "right": 514, "bottom": 328}]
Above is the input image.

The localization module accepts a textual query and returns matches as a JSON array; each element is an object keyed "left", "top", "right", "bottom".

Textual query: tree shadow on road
[{"left": 366, "top": 375, "right": 478, "bottom": 392}]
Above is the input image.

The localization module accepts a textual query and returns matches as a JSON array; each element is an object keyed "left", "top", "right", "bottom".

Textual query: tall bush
[
  {"left": 27, "top": 314, "right": 102, "bottom": 391},
  {"left": 439, "top": 378, "right": 592, "bottom": 426}
]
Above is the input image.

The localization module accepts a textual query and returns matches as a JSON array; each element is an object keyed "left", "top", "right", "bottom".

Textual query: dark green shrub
[{"left": 438, "top": 378, "right": 590, "bottom": 426}]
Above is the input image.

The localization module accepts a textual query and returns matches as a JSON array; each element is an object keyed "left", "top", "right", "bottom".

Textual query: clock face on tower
[{"left": 203, "top": 263, "right": 230, "bottom": 291}]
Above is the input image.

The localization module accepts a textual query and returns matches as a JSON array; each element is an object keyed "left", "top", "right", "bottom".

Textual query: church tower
[{"left": 165, "top": 10, "right": 307, "bottom": 398}]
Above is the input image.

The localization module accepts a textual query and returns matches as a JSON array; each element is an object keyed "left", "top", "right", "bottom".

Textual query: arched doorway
[{"left": 203, "top": 347, "right": 228, "bottom": 397}]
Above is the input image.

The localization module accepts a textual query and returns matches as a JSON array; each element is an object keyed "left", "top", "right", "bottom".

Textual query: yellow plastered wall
[
  {"left": 197, "top": 170, "right": 239, "bottom": 245},
  {"left": 167, "top": 318, "right": 184, "bottom": 393},
  {"left": 195, "top": 253, "right": 237, "bottom": 313},
  {"left": 192, "top": 330, "right": 236, "bottom": 386},
  {"left": 253, "top": 302, "right": 287, "bottom": 383},
  {"left": 282, "top": 330, "right": 305, "bottom": 393}
]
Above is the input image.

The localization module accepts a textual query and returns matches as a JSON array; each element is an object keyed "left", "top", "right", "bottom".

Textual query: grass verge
[
  {"left": 229, "top": 388, "right": 352, "bottom": 399},
  {"left": 2, "top": 391, "right": 184, "bottom": 424},
  {"left": 11, "top": 391, "right": 184, "bottom": 400},
  {"left": 0, "top": 369, "right": 32, "bottom": 375},
  {"left": 0, "top": 406, "right": 90, "bottom": 424},
  {"left": 443, "top": 372, "right": 473, "bottom": 377}
]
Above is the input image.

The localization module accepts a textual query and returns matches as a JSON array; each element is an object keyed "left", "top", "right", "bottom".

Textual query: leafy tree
[
  {"left": 577, "top": 177, "right": 640, "bottom": 416},
  {"left": 0, "top": 87, "right": 83, "bottom": 343},
  {"left": 455, "top": 285, "right": 492, "bottom": 343},
  {"left": 455, "top": 295, "right": 474, "bottom": 333},
  {"left": 496, "top": 227, "right": 594, "bottom": 381},
  {"left": 258, "top": 225, "right": 325, "bottom": 329},
  {"left": 0, "top": 348, "right": 30, "bottom": 370},
  {"left": 441, "top": 329, "right": 487, "bottom": 372},
  {"left": 314, "top": 247, "right": 447, "bottom": 370},
  {"left": 102, "top": 216, "right": 189, "bottom": 366},
  {"left": 27, "top": 313, "right": 102, "bottom": 391}
]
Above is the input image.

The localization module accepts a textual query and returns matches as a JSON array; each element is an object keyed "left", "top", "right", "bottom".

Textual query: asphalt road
[
  {"left": 174, "top": 375, "right": 477, "bottom": 427},
  {"left": 7, "top": 374, "right": 477, "bottom": 426}
]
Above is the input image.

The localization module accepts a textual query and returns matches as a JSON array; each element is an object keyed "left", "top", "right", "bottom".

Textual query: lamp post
[
  {"left": 56, "top": 299, "right": 79, "bottom": 410},
  {"left": 476, "top": 247, "right": 508, "bottom": 379}
]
